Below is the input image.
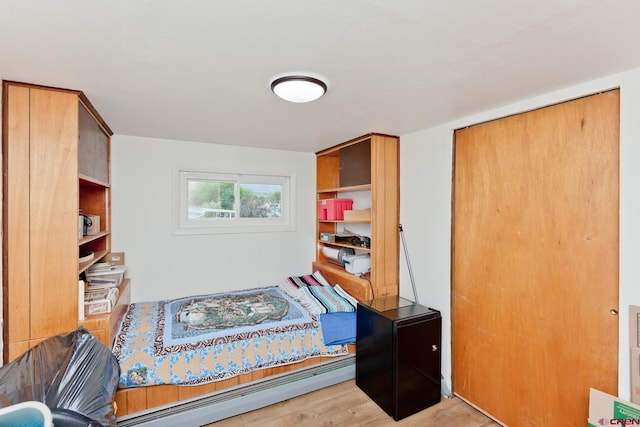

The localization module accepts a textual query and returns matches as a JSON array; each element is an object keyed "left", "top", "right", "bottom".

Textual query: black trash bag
[
  {"left": 52, "top": 408, "right": 105, "bottom": 427},
  {"left": 0, "top": 327, "right": 119, "bottom": 426}
]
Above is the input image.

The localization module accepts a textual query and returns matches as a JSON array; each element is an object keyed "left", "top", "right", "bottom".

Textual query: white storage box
[
  {"left": 343, "top": 254, "right": 371, "bottom": 275},
  {"left": 86, "top": 264, "right": 127, "bottom": 287}
]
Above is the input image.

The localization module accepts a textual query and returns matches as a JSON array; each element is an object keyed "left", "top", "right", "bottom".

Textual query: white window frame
[{"left": 173, "top": 166, "right": 296, "bottom": 235}]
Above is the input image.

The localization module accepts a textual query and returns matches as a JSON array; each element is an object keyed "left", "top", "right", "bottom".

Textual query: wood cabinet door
[
  {"left": 4, "top": 83, "right": 31, "bottom": 346},
  {"left": 28, "top": 88, "right": 79, "bottom": 340},
  {"left": 452, "top": 90, "right": 619, "bottom": 426}
]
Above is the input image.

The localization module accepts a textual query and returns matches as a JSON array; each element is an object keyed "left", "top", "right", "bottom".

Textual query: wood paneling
[
  {"left": 146, "top": 385, "right": 180, "bottom": 408},
  {"left": 370, "top": 134, "right": 399, "bottom": 297},
  {"left": 3, "top": 84, "right": 31, "bottom": 345},
  {"left": 3, "top": 84, "right": 79, "bottom": 354},
  {"left": 29, "top": 88, "right": 79, "bottom": 340}
]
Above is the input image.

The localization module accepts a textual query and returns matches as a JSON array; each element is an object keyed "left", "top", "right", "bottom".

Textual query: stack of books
[
  {"left": 86, "top": 263, "right": 127, "bottom": 289},
  {"left": 82, "top": 262, "right": 127, "bottom": 316}
]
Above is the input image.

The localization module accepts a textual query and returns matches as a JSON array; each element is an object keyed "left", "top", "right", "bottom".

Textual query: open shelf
[
  {"left": 79, "top": 249, "right": 109, "bottom": 274},
  {"left": 317, "top": 240, "right": 371, "bottom": 253},
  {"left": 314, "top": 133, "right": 399, "bottom": 300},
  {"left": 79, "top": 231, "right": 109, "bottom": 246},
  {"left": 317, "top": 184, "right": 371, "bottom": 194}
]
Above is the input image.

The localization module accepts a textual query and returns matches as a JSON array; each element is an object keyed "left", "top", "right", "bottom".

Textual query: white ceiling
[{"left": 1, "top": 0, "right": 639, "bottom": 152}]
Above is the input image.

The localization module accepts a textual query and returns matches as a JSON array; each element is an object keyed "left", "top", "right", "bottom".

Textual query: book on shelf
[
  {"left": 86, "top": 264, "right": 127, "bottom": 288},
  {"left": 88, "top": 261, "right": 112, "bottom": 272},
  {"left": 87, "top": 264, "right": 127, "bottom": 276},
  {"left": 84, "top": 286, "right": 119, "bottom": 316},
  {"left": 86, "top": 278, "right": 119, "bottom": 290}
]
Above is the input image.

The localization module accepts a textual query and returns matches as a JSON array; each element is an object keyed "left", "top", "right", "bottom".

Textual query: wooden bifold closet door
[{"left": 452, "top": 90, "right": 619, "bottom": 426}]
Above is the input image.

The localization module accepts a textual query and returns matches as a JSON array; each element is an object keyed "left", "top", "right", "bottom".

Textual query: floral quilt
[{"left": 112, "top": 286, "right": 348, "bottom": 387}]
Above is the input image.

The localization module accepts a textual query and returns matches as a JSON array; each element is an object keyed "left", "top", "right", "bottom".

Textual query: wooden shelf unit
[
  {"left": 2, "top": 81, "right": 120, "bottom": 362},
  {"left": 313, "top": 133, "right": 400, "bottom": 300}
]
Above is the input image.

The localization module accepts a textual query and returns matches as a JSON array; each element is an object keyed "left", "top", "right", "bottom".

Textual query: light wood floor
[{"left": 205, "top": 379, "right": 502, "bottom": 427}]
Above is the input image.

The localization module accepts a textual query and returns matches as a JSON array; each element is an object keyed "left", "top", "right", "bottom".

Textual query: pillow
[
  {"left": 311, "top": 270, "right": 331, "bottom": 286},
  {"left": 277, "top": 281, "right": 321, "bottom": 315},
  {"left": 312, "top": 271, "right": 359, "bottom": 306},
  {"left": 277, "top": 281, "right": 303, "bottom": 299},
  {"left": 301, "top": 284, "right": 357, "bottom": 313},
  {"left": 283, "top": 272, "right": 359, "bottom": 314},
  {"left": 286, "top": 275, "right": 323, "bottom": 288},
  {"left": 334, "top": 284, "right": 359, "bottom": 307},
  {"left": 320, "top": 312, "right": 357, "bottom": 345}
]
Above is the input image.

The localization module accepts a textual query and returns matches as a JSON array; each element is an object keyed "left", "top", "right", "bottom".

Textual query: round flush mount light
[{"left": 270, "top": 75, "right": 327, "bottom": 103}]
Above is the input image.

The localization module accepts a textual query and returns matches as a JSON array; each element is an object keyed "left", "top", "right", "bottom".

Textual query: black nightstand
[{"left": 356, "top": 296, "right": 441, "bottom": 421}]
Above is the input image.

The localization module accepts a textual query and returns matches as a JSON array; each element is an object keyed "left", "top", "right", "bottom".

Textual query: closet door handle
[{"left": 610, "top": 309, "right": 618, "bottom": 315}]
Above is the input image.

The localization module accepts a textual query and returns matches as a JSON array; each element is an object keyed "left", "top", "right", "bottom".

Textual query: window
[{"left": 175, "top": 169, "right": 295, "bottom": 234}]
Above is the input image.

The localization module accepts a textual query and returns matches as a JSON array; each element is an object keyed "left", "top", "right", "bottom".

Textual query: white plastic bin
[{"left": 0, "top": 401, "right": 53, "bottom": 426}]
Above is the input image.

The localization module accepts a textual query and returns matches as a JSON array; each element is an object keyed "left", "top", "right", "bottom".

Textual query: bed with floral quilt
[{"left": 112, "top": 272, "right": 358, "bottom": 388}]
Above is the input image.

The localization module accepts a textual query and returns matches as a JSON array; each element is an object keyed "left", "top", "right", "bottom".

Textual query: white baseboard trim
[{"left": 117, "top": 355, "right": 355, "bottom": 427}]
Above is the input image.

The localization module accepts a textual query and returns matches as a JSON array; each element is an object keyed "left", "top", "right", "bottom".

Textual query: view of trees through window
[{"left": 188, "top": 180, "right": 282, "bottom": 219}]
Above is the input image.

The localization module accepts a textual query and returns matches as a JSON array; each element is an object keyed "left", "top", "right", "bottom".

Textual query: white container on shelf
[{"left": 343, "top": 254, "right": 371, "bottom": 276}]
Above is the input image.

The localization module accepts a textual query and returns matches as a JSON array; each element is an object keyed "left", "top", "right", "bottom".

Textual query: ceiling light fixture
[{"left": 271, "top": 75, "right": 327, "bottom": 103}]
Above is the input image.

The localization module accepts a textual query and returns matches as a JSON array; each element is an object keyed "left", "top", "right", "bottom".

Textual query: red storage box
[{"left": 318, "top": 198, "right": 354, "bottom": 220}]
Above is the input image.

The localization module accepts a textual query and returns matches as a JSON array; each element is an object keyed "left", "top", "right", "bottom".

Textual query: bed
[{"left": 112, "top": 271, "right": 361, "bottom": 426}]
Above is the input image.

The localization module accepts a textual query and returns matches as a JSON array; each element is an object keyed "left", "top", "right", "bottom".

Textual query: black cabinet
[{"left": 356, "top": 296, "right": 441, "bottom": 421}]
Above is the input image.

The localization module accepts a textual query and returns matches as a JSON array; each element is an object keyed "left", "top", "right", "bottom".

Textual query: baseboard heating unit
[{"left": 116, "top": 354, "right": 356, "bottom": 427}]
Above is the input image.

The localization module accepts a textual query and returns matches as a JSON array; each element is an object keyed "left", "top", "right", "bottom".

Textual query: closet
[{"left": 452, "top": 90, "right": 619, "bottom": 425}]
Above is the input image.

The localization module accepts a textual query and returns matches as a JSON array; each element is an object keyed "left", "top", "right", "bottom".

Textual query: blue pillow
[{"left": 319, "top": 312, "right": 357, "bottom": 345}]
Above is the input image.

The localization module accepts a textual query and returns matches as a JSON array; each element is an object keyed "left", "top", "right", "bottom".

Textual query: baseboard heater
[{"left": 116, "top": 354, "right": 356, "bottom": 427}]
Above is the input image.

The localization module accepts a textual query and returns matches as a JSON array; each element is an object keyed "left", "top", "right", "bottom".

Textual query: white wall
[
  {"left": 110, "top": 135, "right": 316, "bottom": 302},
  {"left": 400, "top": 66, "right": 640, "bottom": 399}
]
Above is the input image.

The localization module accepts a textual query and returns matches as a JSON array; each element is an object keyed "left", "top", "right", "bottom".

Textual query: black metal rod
[{"left": 399, "top": 224, "right": 419, "bottom": 304}]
